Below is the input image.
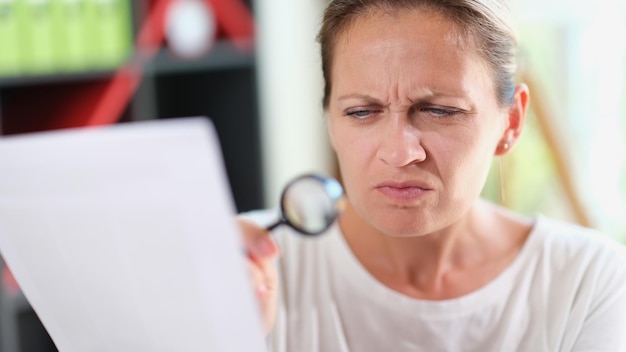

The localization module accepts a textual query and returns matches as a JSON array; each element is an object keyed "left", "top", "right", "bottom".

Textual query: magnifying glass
[{"left": 266, "top": 174, "right": 344, "bottom": 236}]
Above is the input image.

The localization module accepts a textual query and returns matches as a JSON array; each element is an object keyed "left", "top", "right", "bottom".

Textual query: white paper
[{"left": 0, "top": 118, "right": 267, "bottom": 352}]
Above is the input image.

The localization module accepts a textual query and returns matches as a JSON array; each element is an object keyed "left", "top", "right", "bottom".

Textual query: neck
[{"left": 339, "top": 199, "right": 531, "bottom": 299}]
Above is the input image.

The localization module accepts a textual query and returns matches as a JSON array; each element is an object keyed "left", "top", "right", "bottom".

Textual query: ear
[{"left": 495, "top": 83, "right": 530, "bottom": 156}]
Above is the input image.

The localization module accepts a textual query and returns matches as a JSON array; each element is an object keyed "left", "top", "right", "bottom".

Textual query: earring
[{"left": 499, "top": 155, "right": 507, "bottom": 205}]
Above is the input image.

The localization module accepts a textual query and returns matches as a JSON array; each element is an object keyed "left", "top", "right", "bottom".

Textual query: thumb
[{"left": 238, "top": 217, "right": 279, "bottom": 259}]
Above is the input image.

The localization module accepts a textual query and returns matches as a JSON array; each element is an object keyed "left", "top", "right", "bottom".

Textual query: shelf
[
  {"left": 145, "top": 40, "right": 255, "bottom": 75},
  {"left": 0, "top": 40, "right": 255, "bottom": 89},
  {"left": 2, "top": 289, "right": 30, "bottom": 314},
  {"left": 0, "top": 69, "right": 117, "bottom": 89}
]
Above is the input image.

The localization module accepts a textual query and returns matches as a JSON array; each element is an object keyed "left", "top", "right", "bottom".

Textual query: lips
[{"left": 374, "top": 181, "right": 433, "bottom": 202}]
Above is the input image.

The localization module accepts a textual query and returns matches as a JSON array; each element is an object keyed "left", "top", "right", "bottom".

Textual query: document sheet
[{"left": 0, "top": 118, "right": 266, "bottom": 352}]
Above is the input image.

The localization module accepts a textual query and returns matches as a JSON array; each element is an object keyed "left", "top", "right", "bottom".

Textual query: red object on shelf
[
  {"left": 2, "top": 263, "right": 20, "bottom": 296},
  {"left": 138, "top": 0, "right": 175, "bottom": 56},
  {"left": 206, "top": 0, "right": 255, "bottom": 50},
  {"left": 48, "top": 0, "right": 255, "bottom": 129},
  {"left": 51, "top": 0, "right": 173, "bottom": 129}
]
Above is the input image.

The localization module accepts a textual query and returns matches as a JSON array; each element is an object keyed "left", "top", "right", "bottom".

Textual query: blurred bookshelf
[
  {"left": 0, "top": 68, "right": 116, "bottom": 88},
  {"left": 0, "top": 40, "right": 255, "bottom": 88},
  {"left": 0, "top": 1, "right": 263, "bottom": 351},
  {"left": 0, "top": 0, "right": 263, "bottom": 208}
]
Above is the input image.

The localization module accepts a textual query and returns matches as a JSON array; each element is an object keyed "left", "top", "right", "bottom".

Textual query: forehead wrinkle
[{"left": 332, "top": 7, "right": 494, "bottom": 110}]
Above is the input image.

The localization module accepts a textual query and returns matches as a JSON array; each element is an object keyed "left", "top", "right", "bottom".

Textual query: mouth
[{"left": 374, "top": 181, "right": 433, "bottom": 203}]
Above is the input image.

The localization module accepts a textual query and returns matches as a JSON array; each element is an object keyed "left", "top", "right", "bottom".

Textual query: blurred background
[{"left": 0, "top": 0, "right": 624, "bottom": 350}]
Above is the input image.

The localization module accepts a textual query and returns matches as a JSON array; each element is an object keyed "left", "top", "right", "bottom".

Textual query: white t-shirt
[{"left": 245, "top": 211, "right": 626, "bottom": 352}]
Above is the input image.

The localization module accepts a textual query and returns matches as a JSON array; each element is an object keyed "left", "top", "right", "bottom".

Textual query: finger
[
  {"left": 238, "top": 217, "right": 279, "bottom": 260},
  {"left": 246, "top": 257, "right": 278, "bottom": 333},
  {"left": 246, "top": 260, "right": 269, "bottom": 295}
]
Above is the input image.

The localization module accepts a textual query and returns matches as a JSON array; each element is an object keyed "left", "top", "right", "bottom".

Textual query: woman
[{"left": 240, "top": 0, "right": 626, "bottom": 350}]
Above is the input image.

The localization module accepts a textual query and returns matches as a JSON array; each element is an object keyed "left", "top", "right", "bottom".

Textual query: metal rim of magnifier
[{"left": 279, "top": 173, "right": 342, "bottom": 236}]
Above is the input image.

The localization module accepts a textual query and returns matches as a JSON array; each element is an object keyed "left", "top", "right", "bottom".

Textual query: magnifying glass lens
[{"left": 267, "top": 174, "right": 343, "bottom": 236}]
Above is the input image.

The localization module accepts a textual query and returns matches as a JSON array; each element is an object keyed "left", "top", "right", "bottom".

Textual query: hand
[{"left": 238, "top": 217, "right": 279, "bottom": 334}]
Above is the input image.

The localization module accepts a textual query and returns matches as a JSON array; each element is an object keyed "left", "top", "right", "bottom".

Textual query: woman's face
[{"left": 327, "top": 8, "right": 519, "bottom": 236}]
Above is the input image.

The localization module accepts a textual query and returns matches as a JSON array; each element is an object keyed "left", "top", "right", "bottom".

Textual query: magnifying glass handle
[{"left": 265, "top": 219, "right": 283, "bottom": 232}]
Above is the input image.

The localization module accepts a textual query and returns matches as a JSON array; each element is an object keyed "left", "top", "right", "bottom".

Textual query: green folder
[
  {"left": 55, "top": 0, "right": 90, "bottom": 71},
  {"left": 0, "top": 0, "right": 24, "bottom": 76},
  {"left": 81, "top": 0, "right": 99, "bottom": 68},
  {"left": 3, "top": 0, "right": 133, "bottom": 75},
  {"left": 21, "top": 0, "right": 58, "bottom": 74},
  {"left": 90, "top": 0, "right": 133, "bottom": 68}
]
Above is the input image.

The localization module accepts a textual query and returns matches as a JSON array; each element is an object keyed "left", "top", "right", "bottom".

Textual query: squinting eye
[
  {"left": 422, "top": 107, "right": 461, "bottom": 117},
  {"left": 345, "top": 109, "right": 375, "bottom": 119}
]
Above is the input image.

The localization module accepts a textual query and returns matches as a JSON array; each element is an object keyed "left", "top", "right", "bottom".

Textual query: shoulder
[
  {"left": 532, "top": 216, "right": 626, "bottom": 305},
  {"left": 534, "top": 215, "right": 626, "bottom": 267},
  {"left": 531, "top": 217, "right": 626, "bottom": 349}
]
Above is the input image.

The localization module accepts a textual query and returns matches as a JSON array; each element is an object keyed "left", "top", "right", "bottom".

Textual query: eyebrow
[
  {"left": 337, "top": 91, "right": 467, "bottom": 103},
  {"left": 337, "top": 94, "right": 381, "bottom": 103}
]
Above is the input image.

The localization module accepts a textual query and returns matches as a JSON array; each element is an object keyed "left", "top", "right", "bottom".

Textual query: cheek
[
  {"left": 329, "top": 122, "right": 378, "bottom": 185},
  {"left": 330, "top": 119, "right": 374, "bottom": 159},
  {"left": 433, "top": 132, "right": 495, "bottom": 195},
  {"left": 334, "top": 133, "right": 374, "bottom": 173}
]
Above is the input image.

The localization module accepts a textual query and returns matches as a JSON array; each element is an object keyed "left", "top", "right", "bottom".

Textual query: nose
[{"left": 376, "top": 116, "right": 426, "bottom": 168}]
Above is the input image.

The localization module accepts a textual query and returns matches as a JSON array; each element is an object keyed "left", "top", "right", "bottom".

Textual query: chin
[
  {"left": 363, "top": 205, "right": 430, "bottom": 237},
  {"left": 374, "top": 219, "right": 426, "bottom": 237}
]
